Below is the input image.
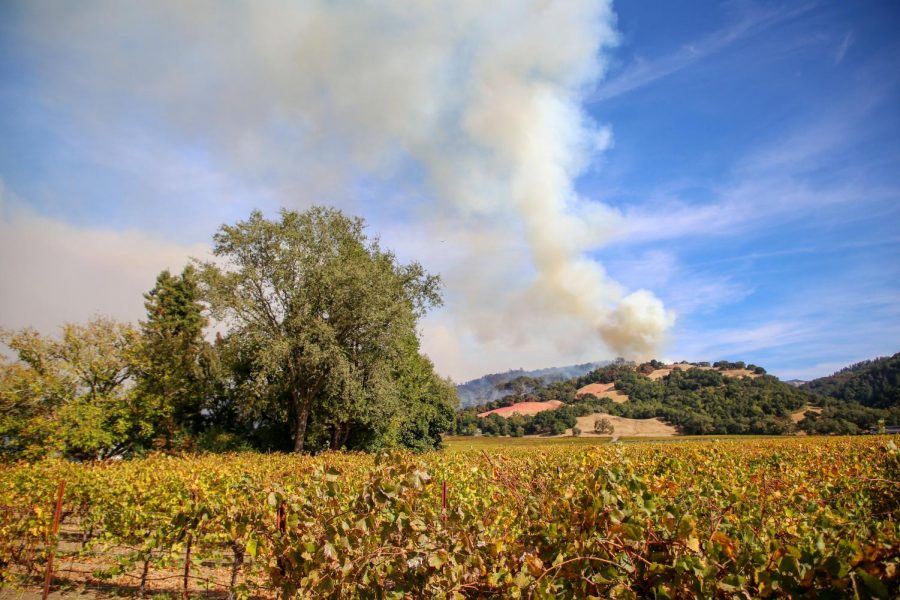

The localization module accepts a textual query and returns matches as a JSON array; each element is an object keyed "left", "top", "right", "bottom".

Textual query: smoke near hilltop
[{"left": 11, "top": 0, "right": 674, "bottom": 376}]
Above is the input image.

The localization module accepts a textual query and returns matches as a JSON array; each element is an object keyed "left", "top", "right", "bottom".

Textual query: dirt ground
[
  {"left": 477, "top": 400, "right": 563, "bottom": 418},
  {"left": 570, "top": 413, "right": 678, "bottom": 437},
  {"left": 719, "top": 368, "right": 760, "bottom": 379},
  {"left": 790, "top": 405, "right": 822, "bottom": 423},
  {"left": 601, "top": 391, "right": 630, "bottom": 403},
  {"left": 575, "top": 382, "right": 615, "bottom": 397},
  {"left": 575, "top": 383, "right": 629, "bottom": 403},
  {"left": 646, "top": 364, "right": 757, "bottom": 381}
]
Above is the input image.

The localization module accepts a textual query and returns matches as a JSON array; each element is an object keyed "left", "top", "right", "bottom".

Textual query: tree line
[{"left": 0, "top": 207, "right": 457, "bottom": 460}]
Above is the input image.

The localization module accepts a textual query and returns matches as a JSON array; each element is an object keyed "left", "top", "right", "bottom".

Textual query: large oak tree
[{"left": 196, "top": 207, "right": 446, "bottom": 452}]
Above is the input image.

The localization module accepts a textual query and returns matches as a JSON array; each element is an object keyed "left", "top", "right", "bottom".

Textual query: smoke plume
[{"left": 15, "top": 0, "right": 675, "bottom": 366}]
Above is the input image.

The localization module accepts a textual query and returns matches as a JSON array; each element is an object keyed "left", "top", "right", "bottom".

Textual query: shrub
[{"left": 594, "top": 417, "right": 614, "bottom": 434}]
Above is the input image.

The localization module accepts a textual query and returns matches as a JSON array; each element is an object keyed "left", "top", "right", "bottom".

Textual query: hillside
[
  {"left": 800, "top": 352, "right": 900, "bottom": 408},
  {"left": 566, "top": 361, "right": 807, "bottom": 435},
  {"left": 478, "top": 400, "right": 562, "bottom": 418},
  {"left": 454, "top": 358, "right": 900, "bottom": 437},
  {"left": 456, "top": 361, "right": 607, "bottom": 408}
]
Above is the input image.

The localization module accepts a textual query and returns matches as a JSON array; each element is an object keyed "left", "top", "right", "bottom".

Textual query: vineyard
[{"left": 1, "top": 437, "right": 898, "bottom": 599}]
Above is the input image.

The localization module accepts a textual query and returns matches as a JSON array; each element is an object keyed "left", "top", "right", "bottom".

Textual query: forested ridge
[
  {"left": 454, "top": 358, "right": 900, "bottom": 437},
  {"left": 801, "top": 352, "right": 900, "bottom": 408}
]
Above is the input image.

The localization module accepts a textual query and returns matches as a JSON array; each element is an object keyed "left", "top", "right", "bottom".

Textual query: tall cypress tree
[{"left": 137, "top": 266, "right": 208, "bottom": 448}]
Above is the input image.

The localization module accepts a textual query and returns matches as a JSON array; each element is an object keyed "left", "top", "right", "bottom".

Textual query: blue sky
[
  {"left": 1, "top": 1, "right": 898, "bottom": 382},
  {"left": 586, "top": 1, "right": 900, "bottom": 378}
]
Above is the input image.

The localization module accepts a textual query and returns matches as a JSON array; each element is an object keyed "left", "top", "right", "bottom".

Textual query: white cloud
[
  {"left": 604, "top": 250, "right": 751, "bottom": 317},
  {"left": 0, "top": 186, "right": 207, "bottom": 334},
  {"left": 590, "top": 4, "right": 814, "bottom": 102},
  {"left": 834, "top": 30, "right": 854, "bottom": 65},
  {"left": 609, "top": 78, "right": 899, "bottom": 249},
  {"left": 10, "top": 0, "right": 677, "bottom": 380}
]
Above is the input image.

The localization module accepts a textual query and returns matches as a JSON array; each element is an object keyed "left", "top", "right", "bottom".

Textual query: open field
[
  {"left": 443, "top": 434, "right": 786, "bottom": 449},
  {"left": 2, "top": 437, "right": 898, "bottom": 598},
  {"left": 572, "top": 413, "right": 678, "bottom": 437}
]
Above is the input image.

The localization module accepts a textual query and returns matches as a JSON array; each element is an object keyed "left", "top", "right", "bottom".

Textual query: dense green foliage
[
  {"left": 0, "top": 207, "right": 456, "bottom": 458},
  {"left": 599, "top": 368, "right": 807, "bottom": 435},
  {"left": 794, "top": 353, "right": 900, "bottom": 434},
  {"left": 134, "top": 267, "right": 211, "bottom": 449},
  {"left": 1, "top": 437, "right": 897, "bottom": 597},
  {"left": 801, "top": 353, "right": 900, "bottom": 408},
  {"left": 0, "top": 318, "right": 148, "bottom": 460}
]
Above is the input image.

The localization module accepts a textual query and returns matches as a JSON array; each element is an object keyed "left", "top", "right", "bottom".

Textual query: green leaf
[
  {"left": 778, "top": 555, "right": 799, "bottom": 576},
  {"left": 856, "top": 572, "right": 889, "bottom": 599}
]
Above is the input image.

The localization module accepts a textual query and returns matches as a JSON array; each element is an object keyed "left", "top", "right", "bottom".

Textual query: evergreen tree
[{"left": 135, "top": 266, "right": 209, "bottom": 448}]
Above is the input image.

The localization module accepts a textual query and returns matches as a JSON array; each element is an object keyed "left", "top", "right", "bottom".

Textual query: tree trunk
[
  {"left": 338, "top": 422, "right": 350, "bottom": 448},
  {"left": 330, "top": 424, "right": 340, "bottom": 450},
  {"left": 292, "top": 388, "right": 310, "bottom": 452}
]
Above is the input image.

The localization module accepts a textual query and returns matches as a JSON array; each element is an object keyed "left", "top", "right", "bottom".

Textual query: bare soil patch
[
  {"left": 641, "top": 364, "right": 758, "bottom": 382},
  {"left": 720, "top": 368, "right": 759, "bottom": 379},
  {"left": 602, "top": 390, "right": 629, "bottom": 403},
  {"left": 575, "top": 382, "right": 628, "bottom": 403},
  {"left": 645, "top": 369, "right": 671, "bottom": 381},
  {"left": 570, "top": 413, "right": 678, "bottom": 437},
  {"left": 575, "top": 382, "right": 615, "bottom": 398},
  {"left": 790, "top": 405, "right": 822, "bottom": 424},
  {"left": 478, "top": 400, "right": 563, "bottom": 418}
]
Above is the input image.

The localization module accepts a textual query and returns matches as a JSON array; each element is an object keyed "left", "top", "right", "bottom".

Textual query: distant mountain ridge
[
  {"left": 801, "top": 352, "right": 900, "bottom": 409},
  {"left": 456, "top": 361, "right": 608, "bottom": 408}
]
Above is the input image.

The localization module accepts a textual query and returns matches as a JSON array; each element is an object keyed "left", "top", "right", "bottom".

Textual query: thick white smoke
[{"left": 17, "top": 0, "right": 675, "bottom": 364}]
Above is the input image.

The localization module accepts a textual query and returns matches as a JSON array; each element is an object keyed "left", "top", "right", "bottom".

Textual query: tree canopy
[
  {"left": 0, "top": 318, "right": 146, "bottom": 459},
  {"left": 196, "top": 207, "right": 450, "bottom": 453},
  {"left": 1, "top": 206, "right": 457, "bottom": 459},
  {"left": 134, "top": 266, "right": 210, "bottom": 449}
]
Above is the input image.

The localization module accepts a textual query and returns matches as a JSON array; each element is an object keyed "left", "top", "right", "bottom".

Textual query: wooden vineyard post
[
  {"left": 441, "top": 480, "right": 448, "bottom": 522},
  {"left": 183, "top": 489, "right": 196, "bottom": 600},
  {"left": 42, "top": 480, "right": 66, "bottom": 600},
  {"left": 276, "top": 501, "right": 287, "bottom": 577},
  {"left": 227, "top": 541, "right": 244, "bottom": 600},
  {"left": 182, "top": 532, "right": 193, "bottom": 600}
]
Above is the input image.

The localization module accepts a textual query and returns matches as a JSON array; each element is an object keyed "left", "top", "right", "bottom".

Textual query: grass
[
  {"left": 443, "top": 435, "right": 612, "bottom": 449},
  {"left": 442, "top": 434, "right": 785, "bottom": 449}
]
